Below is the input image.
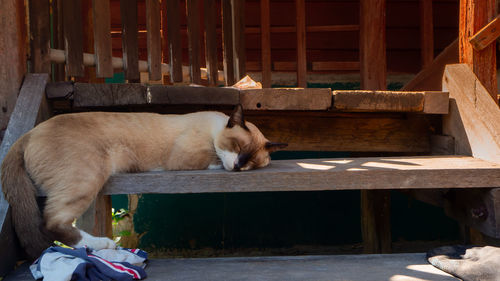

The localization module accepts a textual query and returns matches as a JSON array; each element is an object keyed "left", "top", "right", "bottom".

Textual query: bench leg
[
  {"left": 361, "top": 190, "right": 392, "bottom": 253},
  {"left": 76, "top": 193, "right": 113, "bottom": 238}
]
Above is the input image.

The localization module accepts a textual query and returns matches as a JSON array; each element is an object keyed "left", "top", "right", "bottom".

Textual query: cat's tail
[{"left": 1, "top": 133, "right": 52, "bottom": 260}]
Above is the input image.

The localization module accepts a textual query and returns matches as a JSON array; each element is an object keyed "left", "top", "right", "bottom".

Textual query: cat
[{"left": 1, "top": 105, "right": 287, "bottom": 259}]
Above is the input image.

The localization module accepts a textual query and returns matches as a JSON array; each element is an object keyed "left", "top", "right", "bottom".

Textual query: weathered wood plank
[
  {"left": 101, "top": 156, "right": 500, "bottom": 195},
  {"left": 166, "top": 0, "right": 183, "bottom": 83},
  {"left": 231, "top": 0, "right": 245, "bottom": 80},
  {"left": 442, "top": 64, "right": 500, "bottom": 164},
  {"left": 459, "top": 0, "right": 497, "bottom": 101},
  {"left": 0, "top": 74, "right": 49, "bottom": 276},
  {"left": 204, "top": 0, "right": 218, "bottom": 86},
  {"left": 146, "top": 0, "right": 162, "bottom": 81},
  {"left": 419, "top": 0, "right": 434, "bottom": 68},
  {"left": 148, "top": 85, "right": 240, "bottom": 105},
  {"left": 120, "top": 0, "right": 140, "bottom": 81},
  {"left": 63, "top": 0, "right": 84, "bottom": 77},
  {"left": 423, "top": 91, "right": 449, "bottom": 114},
  {"left": 469, "top": 15, "right": 500, "bottom": 51},
  {"left": 295, "top": 0, "right": 307, "bottom": 88},
  {"left": 241, "top": 88, "right": 332, "bottom": 110},
  {"left": 52, "top": 0, "right": 65, "bottom": 81},
  {"left": 29, "top": 0, "right": 51, "bottom": 74},
  {"left": 260, "top": 0, "right": 271, "bottom": 88},
  {"left": 186, "top": 0, "right": 201, "bottom": 84},
  {"left": 3, "top": 254, "right": 459, "bottom": 281},
  {"left": 92, "top": 0, "right": 113, "bottom": 78},
  {"left": 222, "top": 0, "right": 235, "bottom": 85},
  {"left": 73, "top": 83, "right": 147, "bottom": 107}
]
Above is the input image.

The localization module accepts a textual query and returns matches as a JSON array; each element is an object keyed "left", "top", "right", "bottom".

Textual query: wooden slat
[
  {"left": 63, "top": 0, "right": 84, "bottom": 77},
  {"left": 246, "top": 25, "right": 360, "bottom": 34},
  {"left": 231, "top": 0, "right": 246, "bottom": 81},
  {"left": 0, "top": 74, "right": 49, "bottom": 276},
  {"left": 52, "top": 0, "right": 66, "bottom": 80},
  {"left": 148, "top": 86, "right": 240, "bottom": 105},
  {"left": 260, "top": 0, "right": 271, "bottom": 88},
  {"left": 204, "top": 0, "right": 218, "bottom": 86},
  {"left": 419, "top": 0, "right": 434, "bottom": 69},
  {"left": 186, "top": 0, "right": 201, "bottom": 84},
  {"left": 240, "top": 88, "right": 332, "bottom": 110},
  {"left": 166, "top": 0, "right": 183, "bottom": 83},
  {"left": 273, "top": 61, "right": 296, "bottom": 71},
  {"left": 470, "top": 15, "right": 500, "bottom": 51},
  {"left": 146, "top": 0, "right": 162, "bottom": 81},
  {"left": 312, "top": 61, "right": 359, "bottom": 71},
  {"left": 295, "top": 0, "right": 307, "bottom": 88},
  {"left": 120, "top": 0, "right": 140, "bottom": 81},
  {"left": 459, "top": 0, "right": 497, "bottom": 101},
  {"left": 222, "top": 0, "right": 235, "bottom": 85},
  {"left": 92, "top": 0, "right": 113, "bottom": 78},
  {"left": 73, "top": 83, "right": 147, "bottom": 107},
  {"left": 102, "top": 156, "right": 500, "bottom": 195},
  {"left": 29, "top": 0, "right": 51, "bottom": 74}
]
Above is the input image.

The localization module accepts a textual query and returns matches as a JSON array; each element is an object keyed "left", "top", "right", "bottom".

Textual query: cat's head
[{"left": 215, "top": 105, "right": 287, "bottom": 171}]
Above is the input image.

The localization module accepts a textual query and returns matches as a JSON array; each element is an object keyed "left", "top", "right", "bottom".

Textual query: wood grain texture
[
  {"left": 419, "top": 0, "right": 434, "bottom": 68},
  {"left": 92, "top": 0, "right": 113, "bottom": 77},
  {"left": 76, "top": 194, "right": 112, "bottom": 238},
  {"left": 295, "top": 0, "right": 307, "bottom": 88},
  {"left": 240, "top": 88, "right": 332, "bottom": 110},
  {"left": 120, "top": 0, "right": 140, "bottom": 80},
  {"left": 0, "top": 74, "right": 49, "bottom": 276},
  {"left": 146, "top": 0, "right": 162, "bottom": 81},
  {"left": 52, "top": 0, "right": 66, "bottom": 81},
  {"left": 442, "top": 64, "right": 500, "bottom": 164},
  {"left": 459, "top": 0, "right": 497, "bottom": 101},
  {"left": 231, "top": 0, "right": 245, "bottom": 80},
  {"left": 260, "top": 0, "right": 271, "bottom": 88},
  {"left": 204, "top": 0, "right": 218, "bottom": 86},
  {"left": 101, "top": 156, "right": 500, "bottom": 195},
  {"left": 362, "top": 189, "right": 391, "bottom": 253},
  {"left": 333, "top": 91, "right": 425, "bottom": 112},
  {"left": 402, "top": 39, "right": 458, "bottom": 91},
  {"left": 469, "top": 15, "right": 500, "bottom": 51},
  {"left": 166, "top": 0, "right": 183, "bottom": 83},
  {"left": 73, "top": 83, "right": 147, "bottom": 107},
  {"left": 222, "top": 0, "right": 235, "bottom": 85},
  {"left": 423, "top": 91, "right": 449, "bottom": 114},
  {"left": 29, "top": 0, "right": 51, "bottom": 74},
  {"left": 186, "top": 0, "right": 201, "bottom": 84},
  {"left": 359, "top": 0, "right": 386, "bottom": 90},
  {"left": 63, "top": 0, "right": 84, "bottom": 77},
  {"left": 148, "top": 85, "right": 240, "bottom": 105}
]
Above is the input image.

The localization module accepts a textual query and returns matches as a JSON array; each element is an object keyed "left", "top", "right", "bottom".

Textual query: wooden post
[
  {"left": 146, "top": 0, "right": 162, "bottom": 81},
  {"left": 260, "top": 0, "right": 271, "bottom": 88},
  {"left": 295, "top": 0, "right": 307, "bottom": 88},
  {"left": 419, "top": 0, "right": 434, "bottom": 69},
  {"left": 222, "top": 0, "right": 235, "bottom": 85},
  {"left": 52, "top": 0, "right": 66, "bottom": 81},
  {"left": 92, "top": 0, "right": 113, "bottom": 78},
  {"left": 63, "top": 0, "right": 84, "bottom": 77},
  {"left": 231, "top": 0, "right": 245, "bottom": 81},
  {"left": 76, "top": 194, "right": 113, "bottom": 239},
  {"left": 29, "top": 0, "right": 51, "bottom": 74},
  {"left": 166, "top": 0, "right": 183, "bottom": 83},
  {"left": 459, "top": 0, "right": 497, "bottom": 102},
  {"left": 204, "top": 0, "right": 219, "bottom": 86},
  {"left": 120, "top": 0, "right": 140, "bottom": 81},
  {"left": 186, "top": 0, "right": 201, "bottom": 84},
  {"left": 359, "top": 0, "right": 391, "bottom": 254}
]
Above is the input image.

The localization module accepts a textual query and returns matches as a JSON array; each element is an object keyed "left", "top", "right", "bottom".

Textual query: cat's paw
[{"left": 74, "top": 230, "right": 117, "bottom": 250}]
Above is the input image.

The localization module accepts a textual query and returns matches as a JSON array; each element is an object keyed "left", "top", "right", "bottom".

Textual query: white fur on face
[
  {"left": 215, "top": 147, "right": 238, "bottom": 171},
  {"left": 74, "top": 230, "right": 116, "bottom": 250}
]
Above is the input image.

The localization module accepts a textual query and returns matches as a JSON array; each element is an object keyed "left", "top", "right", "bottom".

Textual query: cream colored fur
[{"left": 1, "top": 107, "right": 285, "bottom": 259}]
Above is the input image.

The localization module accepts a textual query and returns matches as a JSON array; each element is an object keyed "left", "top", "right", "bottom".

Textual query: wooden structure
[{"left": 1, "top": 0, "right": 499, "bottom": 279}]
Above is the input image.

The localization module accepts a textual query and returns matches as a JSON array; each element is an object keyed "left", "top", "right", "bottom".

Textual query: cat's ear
[
  {"left": 265, "top": 142, "right": 288, "bottom": 152},
  {"left": 227, "top": 104, "right": 247, "bottom": 129}
]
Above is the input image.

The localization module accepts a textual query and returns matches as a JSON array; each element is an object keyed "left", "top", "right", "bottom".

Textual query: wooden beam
[
  {"left": 29, "top": 0, "right": 51, "bottom": 74},
  {"left": 92, "top": 0, "right": 113, "bottom": 78},
  {"left": 222, "top": 0, "right": 235, "bottom": 85},
  {"left": 231, "top": 0, "right": 245, "bottom": 80},
  {"left": 312, "top": 62, "right": 359, "bottom": 71},
  {"left": 402, "top": 39, "right": 458, "bottom": 91},
  {"left": 146, "top": 0, "right": 162, "bottom": 81},
  {"left": 63, "top": 0, "right": 84, "bottom": 77},
  {"left": 295, "top": 0, "right": 307, "bottom": 88},
  {"left": 204, "top": 0, "right": 218, "bottom": 86},
  {"left": 120, "top": 0, "right": 140, "bottom": 81},
  {"left": 260, "top": 0, "right": 271, "bottom": 88},
  {"left": 442, "top": 64, "right": 500, "bottom": 164},
  {"left": 101, "top": 156, "right": 500, "bottom": 195},
  {"left": 240, "top": 88, "right": 332, "bottom": 110},
  {"left": 166, "top": 0, "right": 183, "bottom": 83},
  {"left": 0, "top": 74, "right": 49, "bottom": 276},
  {"left": 469, "top": 15, "right": 500, "bottom": 51},
  {"left": 459, "top": 0, "right": 497, "bottom": 101},
  {"left": 419, "top": 0, "right": 434, "bottom": 69},
  {"left": 186, "top": 0, "right": 201, "bottom": 84}
]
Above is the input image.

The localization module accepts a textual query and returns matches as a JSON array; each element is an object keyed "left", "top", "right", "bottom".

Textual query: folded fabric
[
  {"left": 427, "top": 245, "right": 500, "bottom": 281},
  {"left": 30, "top": 246, "right": 147, "bottom": 281}
]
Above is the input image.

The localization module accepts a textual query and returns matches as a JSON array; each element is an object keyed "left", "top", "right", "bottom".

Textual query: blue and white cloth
[{"left": 30, "top": 246, "right": 148, "bottom": 281}]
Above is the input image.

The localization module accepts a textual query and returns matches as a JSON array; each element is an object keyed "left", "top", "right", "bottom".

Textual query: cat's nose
[{"left": 233, "top": 162, "right": 241, "bottom": 171}]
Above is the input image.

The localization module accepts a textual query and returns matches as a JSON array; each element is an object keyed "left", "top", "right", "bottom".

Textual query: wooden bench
[{"left": 1, "top": 64, "right": 499, "bottom": 280}]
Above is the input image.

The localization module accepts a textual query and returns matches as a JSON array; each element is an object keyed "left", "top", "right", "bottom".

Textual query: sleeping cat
[{"left": 1, "top": 105, "right": 287, "bottom": 259}]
